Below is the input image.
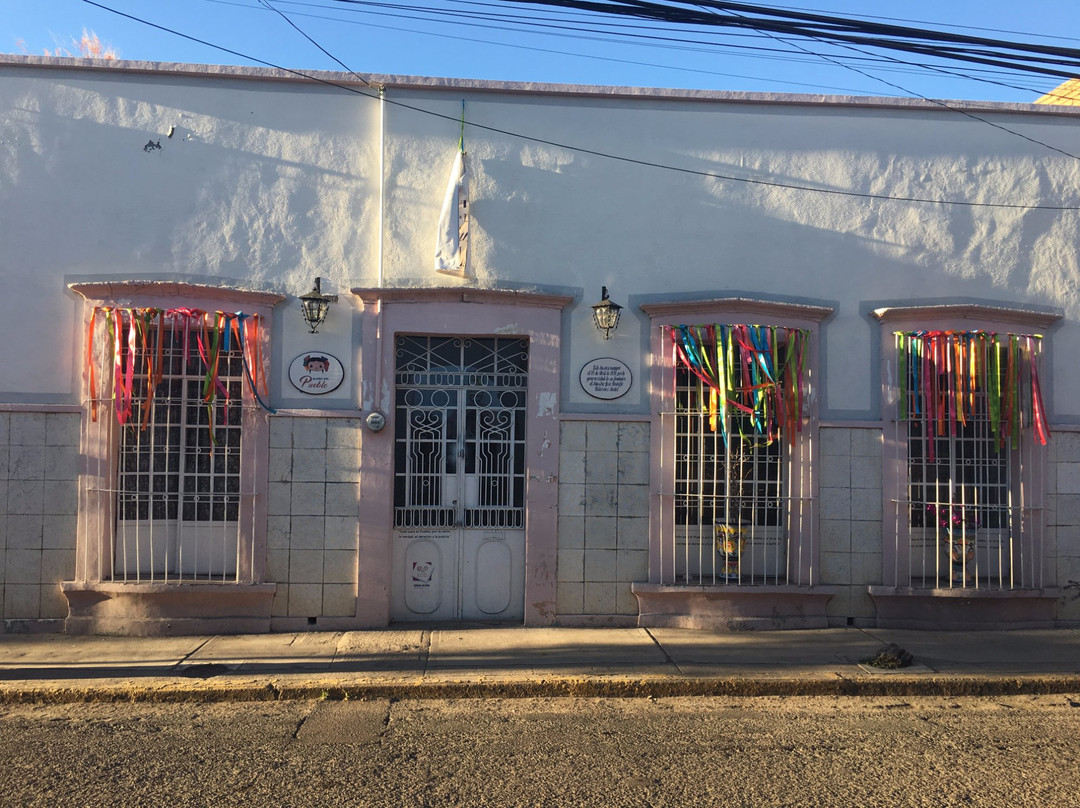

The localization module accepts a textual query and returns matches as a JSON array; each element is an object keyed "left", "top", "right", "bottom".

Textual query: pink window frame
[
  {"left": 68, "top": 281, "right": 282, "bottom": 585},
  {"left": 641, "top": 298, "right": 832, "bottom": 587},
  {"left": 874, "top": 304, "right": 1061, "bottom": 590}
]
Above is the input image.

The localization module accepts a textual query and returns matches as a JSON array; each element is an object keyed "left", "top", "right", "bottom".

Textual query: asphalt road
[{"left": 1, "top": 695, "right": 1078, "bottom": 807}]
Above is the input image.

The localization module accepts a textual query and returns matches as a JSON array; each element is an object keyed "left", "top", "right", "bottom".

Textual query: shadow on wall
[{"left": 0, "top": 79, "right": 378, "bottom": 283}]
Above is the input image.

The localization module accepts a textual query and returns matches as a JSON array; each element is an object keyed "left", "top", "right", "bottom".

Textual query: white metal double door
[{"left": 391, "top": 336, "right": 527, "bottom": 621}]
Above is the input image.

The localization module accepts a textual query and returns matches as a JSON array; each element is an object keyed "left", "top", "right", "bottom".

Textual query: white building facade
[{"left": 2, "top": 55, "right": 1079, "bottom": 634}]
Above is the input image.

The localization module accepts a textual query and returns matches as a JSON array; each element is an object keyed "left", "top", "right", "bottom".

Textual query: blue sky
[{"left": 3, "top": 0, "right": 1078, "bottom": 101}]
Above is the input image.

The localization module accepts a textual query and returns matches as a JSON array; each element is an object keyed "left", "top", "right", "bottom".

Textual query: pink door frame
[{"left": 353, "top": 288, "right": 573, "bottom": 626}]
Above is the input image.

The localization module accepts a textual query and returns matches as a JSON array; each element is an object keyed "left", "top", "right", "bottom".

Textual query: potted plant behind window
[
  {"left": 714, "top": 450, "right": 755, "bottom": 582},
  {"left": 928, "top": 504, "right": 977, "bottom": 585},
  {"left": 714, "top": 523, "right": 745, "bottom": 581}
]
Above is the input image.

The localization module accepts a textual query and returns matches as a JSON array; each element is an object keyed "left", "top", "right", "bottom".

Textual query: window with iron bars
[
  {"left": 895, "top": 331, "right": 1047, "bottom": 589},
  {"left": 644, "top": 304, "right": 829, "bottom": 592},
  {"left": 675, "top": 363, "right": 784, "bottom": 530},
  {"left": 86, "top": 312, "right": 263, "bottom": 582},
  {"left": 117, "top": 342, "right": 244, "bottom": 525},
  {"left": 905, "top": 382, "right": 1012, "bottom": 587},
  {"left": 668, "top": 326, "right": 812, "bottom": 586}
]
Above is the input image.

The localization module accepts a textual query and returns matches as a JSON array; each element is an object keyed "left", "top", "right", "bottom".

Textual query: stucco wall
[
  {"left": 376, "top": 87, "right": 1080, "bottom": 420},
  {"left": 3, "top": 57, "right": 1080, "bottom": 630},
  {"left": 0, "top": 59, "right": 379, "bottom": 405},
  {"left": 2, "top": 57, "right": 1080, "bottom": 424}
]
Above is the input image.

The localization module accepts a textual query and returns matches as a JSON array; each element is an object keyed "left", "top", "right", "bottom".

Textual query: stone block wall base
[
  {"left": 61, "top": 581, "right": 277, "bottom": 636},
  {"left": 631, "top": 583, "right": 836, "bottom": 630},
  {"left": 1, "top": 619, "right": 65, "bottom": 635},
  {"left": 868, "top": 586, "right": 1062, "bottom": 630},
  {"left": 552, "top": 614, "right": 638, "bottom": 628},
  {"left": 269, "top": 615, "right": 385, "bottom": 632}
]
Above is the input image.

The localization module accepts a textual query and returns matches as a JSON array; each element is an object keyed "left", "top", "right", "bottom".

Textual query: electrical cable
[
  {"left": 257, "top": 0, "right": 372, "bottom": 83},
  {"left": 325, "top": 0, "right": 1080, "bottom": 156},
  {"left": 215, "top": 0, "right": 1067, "bottom": 98},
  {"left": 490, "top": 0, "right": 1080, "bottom": 77},
  {"left": 243, "top": 0, "right": 884, "bottom": 93},
  {"left": 292, "top": 0, "right": 1075, "bottom": 101},
  {"left": 758, "top": 2, "right": 1080, "bottom": 47},
  {"left": 209, "top": 0, "right": 1080, "bottom": 131},
  {"left": 78, "top": 0, "right": 1080, "bottom": 211},
  {"left": 702, "top": 6, "right": 1080, "bottom": 161}
]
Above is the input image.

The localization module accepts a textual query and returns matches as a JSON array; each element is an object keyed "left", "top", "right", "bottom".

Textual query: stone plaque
[{"left": 579, "top": 357, "right": 632, "bottom": 400}]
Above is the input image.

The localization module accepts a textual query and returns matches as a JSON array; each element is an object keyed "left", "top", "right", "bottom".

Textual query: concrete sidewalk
[{"left": 1, "top": 627, "right": 1079, "bottom": 703}]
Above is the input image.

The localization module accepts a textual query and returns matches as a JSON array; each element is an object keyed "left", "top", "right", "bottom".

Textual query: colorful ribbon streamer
[
  {"left": 669, "top": 324, "right": 811, "bottom": 443},
  {"left": 87, "top": 307, "right": 276, "bottom": 436},
  {"left": 895, "top": 330, "right": 1048, "bottom": 449}
]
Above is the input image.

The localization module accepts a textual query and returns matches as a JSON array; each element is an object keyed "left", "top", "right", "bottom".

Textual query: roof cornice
[
  {"left": 4, "top": 54, "right": 1078, "bottom": 117},
  {"left": 69, "top": 280, "right": 285, "bottom": 307}
]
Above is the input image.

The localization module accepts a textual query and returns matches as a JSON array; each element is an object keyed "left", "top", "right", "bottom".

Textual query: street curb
[{"left": 2, "top": 675, "right": 1079, "bottom": 704}]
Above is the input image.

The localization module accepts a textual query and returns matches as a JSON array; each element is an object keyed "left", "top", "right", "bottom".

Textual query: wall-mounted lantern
[
  {"left": 591, "top": 286, "right": 622, "bottom": 340},
  {"left": 299, "top": 277, "right": 339, "bottom": 334}
]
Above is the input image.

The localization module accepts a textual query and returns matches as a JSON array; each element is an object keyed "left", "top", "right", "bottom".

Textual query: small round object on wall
[
  {"left": 365, "top": 411, "right": 386, "bottom": 432},
  {"left": 288, "top": 352, "right": 344, "bottom": 395},
  {"left": 579, "top": 357, "right": 632, "bottom": 400}
]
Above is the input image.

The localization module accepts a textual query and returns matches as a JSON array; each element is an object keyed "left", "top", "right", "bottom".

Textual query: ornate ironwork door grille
[{"left": 394, "top": 336, "right": 528, "bottom": 530}]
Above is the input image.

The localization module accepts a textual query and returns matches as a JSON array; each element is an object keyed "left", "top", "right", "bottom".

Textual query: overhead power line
[
  {"left": 702, "top": 6, "right": 1080, "bottom": 161},
  {"left": 257, "top": 0, "right": 372, "bottom": 83},
  {"left": 486, "top": 0, "right": 1080, "bottom": 78},
  {"left": 220, "top": 0, "right": 888, "bottom": 94},
  {"left": 77, "top": 0, "right": 1080, "bottom": 211},
  {"left": 196, "top": 0, "right": 1068, "bottom": 105},
  {"left": 316, "top": 0, "right": 1078, "bottom": 158}
]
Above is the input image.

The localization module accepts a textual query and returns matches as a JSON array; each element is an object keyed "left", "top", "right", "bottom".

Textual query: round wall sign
[
  {"left": 580, "top": 357, "right": 632, "bottom": 400},
  {"left": 289, "top": 352, "right": 345, "bottom": 395}
]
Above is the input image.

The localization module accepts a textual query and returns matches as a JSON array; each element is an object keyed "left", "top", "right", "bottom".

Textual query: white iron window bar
[
  {"left": 664, "top": 325, "right": 814, "bottom": 587},
  {"left": 84, "top": 309, "right": 267, "bottom": 583},
  {"left": 674, "top": 366, "right": 790, "bottom": 584},
  {"left": 892, "top": 331, "right": 1048, "bottom": 590}
]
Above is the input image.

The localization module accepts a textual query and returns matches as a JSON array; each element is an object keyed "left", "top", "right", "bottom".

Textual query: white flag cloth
[{"left": 435, "top": 150, "right": 468, "bottom": 276}]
